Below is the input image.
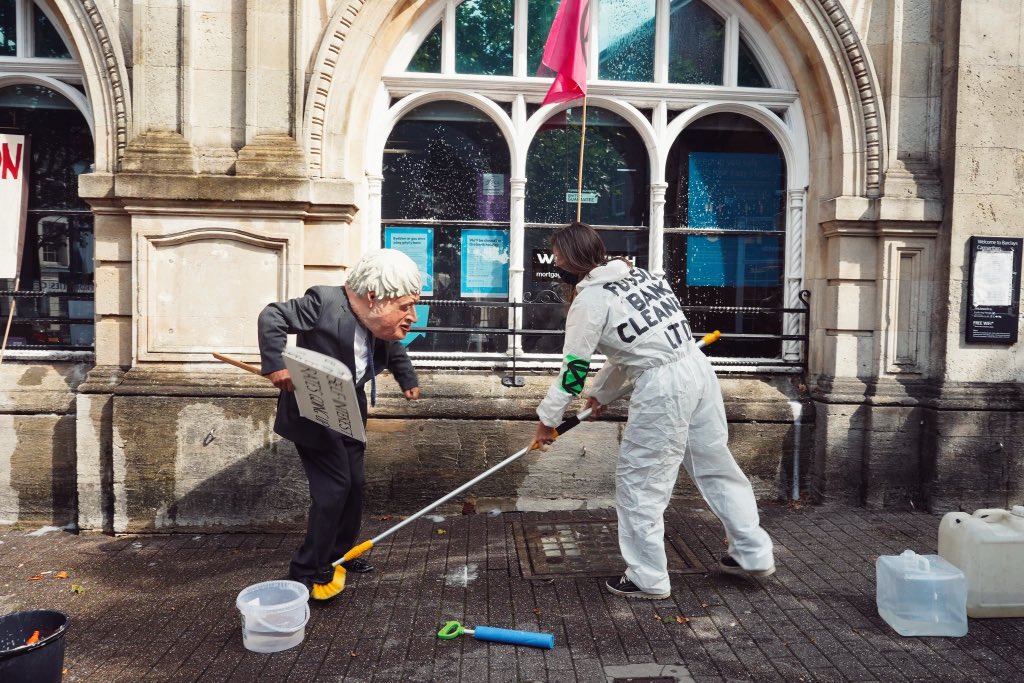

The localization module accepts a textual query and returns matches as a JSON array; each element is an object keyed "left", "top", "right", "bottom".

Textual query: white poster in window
[
  {"left": 972, "top": 250, "right": 1014, "bottom": 307},
  {"left": 0, "top": 134, "right": 30, "bottom": 279}
]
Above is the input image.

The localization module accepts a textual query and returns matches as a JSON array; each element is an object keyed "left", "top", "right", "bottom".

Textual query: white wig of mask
[{"left": 345, "top": 248, "right": 423, "bottom": 300}]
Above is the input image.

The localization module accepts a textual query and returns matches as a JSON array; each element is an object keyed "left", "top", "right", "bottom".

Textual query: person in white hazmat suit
[{"left": 531, "top": 222, "right": 775, "bottom": 600}]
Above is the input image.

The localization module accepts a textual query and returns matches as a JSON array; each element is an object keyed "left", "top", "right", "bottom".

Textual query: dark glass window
[
  {"left": 0, "top": 84, "right": 95, "bottom": 350},
  {"left": 0, "top": 0, "right": 15, "bottom": 56},
  {"left": 408, "top": 23, "right": 441, "bottom": 73},
  {"left": 455, "top": 0, "right": 513, "bottom": 76},
  {"left": 382, "top": 101, "right": 512, "bottom": 354},
  {"left": 738, "top": 36, "right": 770, "bottom": 88},
  {"left": 33, "top": 4, "right": 71, "bottom": 59},
  {"left": 527, "top": 0, "right": 559, "bottom": 76},
  {"left": 599, "top": 0, "right": 655, "bottom": 82},
  {"left": 524, "top": 106, "right": 649, "bottom": 352},
  {"left": 525, "top": 106, "right": 649, "bottom": 226},
  {"left": 664, "top": 113, "right": 786, "bottom": 359},
  {"left": 668, "top": 0, "right": 724, "bottom": 85}
]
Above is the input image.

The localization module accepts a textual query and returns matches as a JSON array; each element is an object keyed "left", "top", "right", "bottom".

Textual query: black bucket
[{"left": 0, "top": 610, "right": 71, "bottom": 683}]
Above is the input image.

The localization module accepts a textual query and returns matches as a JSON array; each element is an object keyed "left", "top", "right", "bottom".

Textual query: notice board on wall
[{"left": 966, "top": 236, "right": 1022, "bottom": 344}]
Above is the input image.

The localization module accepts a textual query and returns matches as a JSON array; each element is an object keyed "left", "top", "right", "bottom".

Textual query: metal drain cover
[{"left": 512, "top": 518, "right": 705, "bottom": 579}]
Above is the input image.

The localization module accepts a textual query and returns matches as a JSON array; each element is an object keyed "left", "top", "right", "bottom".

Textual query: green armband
[{"left": 559, "top": 354, "right": 590, "bottom": 395}]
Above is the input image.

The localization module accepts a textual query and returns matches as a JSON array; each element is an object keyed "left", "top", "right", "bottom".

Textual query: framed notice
[
  {"left": 384, "top": 226, "right": 434, "bottom": 297},
  {"left": 966, "top": 236, "right": 1022, "bottom": 344},
  {"left": 282, "top": 345, "right": 366, "bottom": 442},
  {"left": 461, "top": 228, "right": 509, "bottom": 298}
]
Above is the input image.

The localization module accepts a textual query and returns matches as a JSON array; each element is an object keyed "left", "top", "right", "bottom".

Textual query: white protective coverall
[{"left": 537, "top": 259, "right": 774, "bottom": 594}]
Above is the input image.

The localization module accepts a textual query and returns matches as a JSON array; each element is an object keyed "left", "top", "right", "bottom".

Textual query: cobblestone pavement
[{"left": 1, "top": 503, "right": 1023, "bottom": 682}]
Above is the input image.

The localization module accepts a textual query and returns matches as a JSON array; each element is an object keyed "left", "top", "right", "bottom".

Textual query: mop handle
[
  {"left": 339, "top": 404, "right": 597, "bottom": 564},
  {"left": 333, "top": 330, "right": 721, "bottom": 567},
  {"left": 213, "top": 353, "right": 263, "bottom": 375}
]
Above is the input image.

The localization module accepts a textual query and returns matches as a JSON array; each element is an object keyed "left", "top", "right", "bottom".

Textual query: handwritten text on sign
[
  {"left": 0, "top": 134, "right": 29, "bottom": 279},
  {"left": 282, "top": 345, "right": 367, "bottom": 442}
]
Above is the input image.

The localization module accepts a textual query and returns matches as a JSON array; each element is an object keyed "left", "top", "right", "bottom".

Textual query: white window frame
[{"left": 366, "top": 0, "right": 809, "bottom": 372}]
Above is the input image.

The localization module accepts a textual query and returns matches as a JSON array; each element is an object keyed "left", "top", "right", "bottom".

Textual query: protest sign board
[
  {"left": 1, "top": 133, "right": 29, "bottom": 279},
  {"left": 282, "top": 345, "right": 366, "bottom": 443}
]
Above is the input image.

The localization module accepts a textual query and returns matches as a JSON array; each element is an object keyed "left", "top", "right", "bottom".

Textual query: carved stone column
[{"left": 236, "top": 0, "right": 305, "bottom": 177}]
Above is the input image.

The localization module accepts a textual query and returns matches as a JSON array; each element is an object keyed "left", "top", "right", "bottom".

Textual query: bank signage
[
  {"left": 0, "top": 133, "right": 29, "bottom": 279},
  {"left": 966, "top": 236, "right": 1022, "bottom": 344}
]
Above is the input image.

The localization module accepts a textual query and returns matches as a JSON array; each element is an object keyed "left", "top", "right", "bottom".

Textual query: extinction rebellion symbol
[{"left": 560, "top": 355, "right": 590, "bottom": 395}]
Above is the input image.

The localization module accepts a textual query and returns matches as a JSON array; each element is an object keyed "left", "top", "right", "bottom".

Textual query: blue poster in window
[
  {"left": 687, "top": 152, "right": 781, "bottom": 230},
  {"left": 686, "top": 152, "right": 782, "bottom": 287},
  {"left": 399, "top": 304, "right": 431, "bottom": 348},
  {"left": 461, "top": 229, "right": 510, "bottom": 298},
  {"left": 384, "top": 226, "right": 434, "bottom": 297},
  {"left": 687, "top": 235, "right": 782, "bottom": 287}
]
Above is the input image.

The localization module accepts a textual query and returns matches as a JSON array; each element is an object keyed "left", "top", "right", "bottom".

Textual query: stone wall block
[
  {"left": 113, "top": 395, "right": 305, "bottom": 531},
  {"left": 863, "top": 406, "right": 925, "bottom": 510},
  {"left": 0, "top": 363, "right": 88, "bottom": 413},
  {"left": 725, "top": 422, "right": 794, "bottom": 499},
  {"left": 924, "top": 407, "right": 1023, "bottom": 512},
  {"left": 810, "top": 402, "right": 866, "bottom": 505},
  {"left": 76, "top": 393, "right": 113, "bottom": 531},
  {"left": 825, "top": 282, "right": 877, "bottom": 330},
  {"left": 827, "top": 236, "right": 877, "bottom": 280},
  {"left": 0, "top": 415, "right": 76, "bottom": 527},
  {"left": 94, "top": 263, "right": 130, "bottom": 316}
]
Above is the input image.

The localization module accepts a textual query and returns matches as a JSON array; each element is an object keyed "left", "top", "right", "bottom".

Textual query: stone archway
[{"left": 45, "top": 0, "right": 133, "bottom": 172}]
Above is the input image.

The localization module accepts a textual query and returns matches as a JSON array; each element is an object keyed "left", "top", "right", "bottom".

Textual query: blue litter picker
[{"left": 438, "top": 620, "right": 555, "bottom": 649}]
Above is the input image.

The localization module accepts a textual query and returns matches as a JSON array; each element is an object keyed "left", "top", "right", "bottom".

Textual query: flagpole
[
  {"left": 576, "top": 96, "right": 588, "bottom": 222},
  {"left": 0, "top": 276, "right": 18, "bottom": 366}
]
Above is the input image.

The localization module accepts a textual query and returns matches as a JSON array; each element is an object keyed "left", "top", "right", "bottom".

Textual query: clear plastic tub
[
  {"left": 939, "top": 506, "right": 1024, "bottom": 617},
  {"left": 235, "top": 580, "right": 310, "bottom": 653},
  {"left": 876, "top": 550, "right": 967, "bottom": 637}
]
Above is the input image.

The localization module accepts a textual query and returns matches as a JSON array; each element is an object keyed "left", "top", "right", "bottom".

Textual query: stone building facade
[{"left": 1, "top": 0, "right": 1021, "bottom": 532}]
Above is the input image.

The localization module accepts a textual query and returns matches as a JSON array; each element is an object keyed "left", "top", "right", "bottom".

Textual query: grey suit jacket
[{"left": 258, "top": 285, "right": 418, "bottom": 449}]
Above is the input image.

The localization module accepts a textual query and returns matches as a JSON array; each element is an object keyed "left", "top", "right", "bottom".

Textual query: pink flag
[{"left": 538, "top": 0, "right": 591, "bottom": 106}]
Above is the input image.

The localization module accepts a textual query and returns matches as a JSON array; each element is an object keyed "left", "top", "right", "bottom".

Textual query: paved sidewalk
[{"left": 2, "top": 503, "right": 1023, "bottom": 682}]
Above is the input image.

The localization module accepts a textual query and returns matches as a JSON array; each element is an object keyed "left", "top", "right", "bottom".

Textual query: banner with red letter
[
  {"left": 538, "top": 0, "right": 591, "bottom": 106},
  {"left": 0, "top": 133, "right": 29, "bottom": 279}
]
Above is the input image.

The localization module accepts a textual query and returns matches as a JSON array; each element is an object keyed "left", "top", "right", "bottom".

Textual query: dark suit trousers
[{"left": 290, "top": 436, "right": 366, "bottom": 580}]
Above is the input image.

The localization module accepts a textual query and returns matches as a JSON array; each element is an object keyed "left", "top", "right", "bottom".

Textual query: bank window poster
[
  {"left": 384, "top": 226, "right": 434, "bottom": 297},
  {"left": 461, "top": 228, "right": 510, "bottom": 298},
  {"left": 686, "top": 152, "right": 782, "bottom": 287}
]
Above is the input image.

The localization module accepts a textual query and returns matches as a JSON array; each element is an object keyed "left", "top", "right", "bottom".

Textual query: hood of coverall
[{"left": 576, "top": 259, "right": 633, "bottom": 290}]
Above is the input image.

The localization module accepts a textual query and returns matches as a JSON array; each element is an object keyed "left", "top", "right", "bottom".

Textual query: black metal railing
[
  {"left": 402, "top": 289, "right": 811, "bottom": 385},
  {"left": 0, "top": 289, "right": 95, "bottom": 352}
]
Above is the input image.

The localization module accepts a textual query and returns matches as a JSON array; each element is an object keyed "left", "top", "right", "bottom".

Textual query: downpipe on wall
[{"left": 789, "top": 400, "right": 803, "bottom": 501}]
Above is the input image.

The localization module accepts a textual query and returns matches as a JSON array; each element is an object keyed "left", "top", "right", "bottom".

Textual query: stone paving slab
[{"left": 1, "top": 503, "right": 1023, "bottom": 682}]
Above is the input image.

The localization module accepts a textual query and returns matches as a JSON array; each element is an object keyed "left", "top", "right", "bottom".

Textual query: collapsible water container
[
  {"left": 875, "top": 550, "right": 967, "bottom": 637},
  {"left": 938, "top": 505, "right": 1024, "bottom": 617}
]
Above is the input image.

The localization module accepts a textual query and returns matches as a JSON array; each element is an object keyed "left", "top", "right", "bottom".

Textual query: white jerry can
[{"left": 938, "top": 506, "right": 1024, "bottom": 618}]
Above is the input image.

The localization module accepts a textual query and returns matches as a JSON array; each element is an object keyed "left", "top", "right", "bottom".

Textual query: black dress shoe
[{"left": 341, "top": 558, "right": 374, "bottom": 573}]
